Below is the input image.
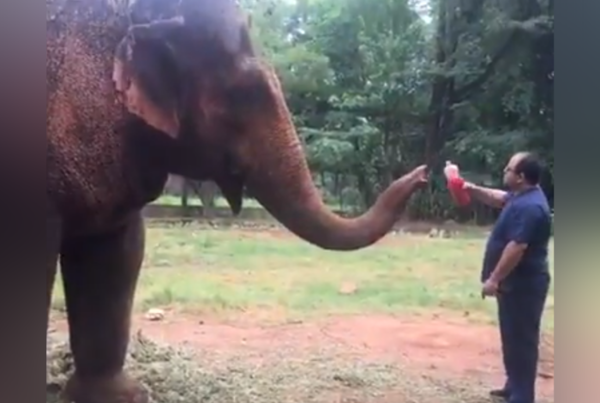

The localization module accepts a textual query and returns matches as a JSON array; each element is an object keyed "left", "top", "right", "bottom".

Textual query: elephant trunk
[{"left": 239, "top": 74, "right": 425, "bottom": 251}]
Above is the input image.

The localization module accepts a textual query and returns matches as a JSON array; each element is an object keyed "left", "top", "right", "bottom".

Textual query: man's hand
[
  {"left": 462, "top": 181, "right": 476, "bottom": 190},
  {"left": 481, "top": 278, "right": 500, "bottom": 298}
]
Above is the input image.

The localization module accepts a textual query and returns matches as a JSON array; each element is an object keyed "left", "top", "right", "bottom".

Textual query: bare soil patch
[{"left": 49, "top": 310, "right": 554, "bottom": 401}]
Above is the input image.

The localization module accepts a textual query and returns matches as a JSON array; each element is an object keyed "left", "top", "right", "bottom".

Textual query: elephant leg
[{"left": 59, "top": 213, "right": 148, "bottom": 403}]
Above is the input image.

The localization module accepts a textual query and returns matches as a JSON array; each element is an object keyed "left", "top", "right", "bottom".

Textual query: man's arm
[
  {"left": 488, "top": 205, "right": 540, "bottom": 284},
  {"left": 464, "top": 183, "right": 509, "bottom": 209}
]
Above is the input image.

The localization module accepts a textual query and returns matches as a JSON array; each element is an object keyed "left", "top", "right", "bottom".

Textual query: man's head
[{"left": 503, "top": 152, "right": 544, "bottom": 191}]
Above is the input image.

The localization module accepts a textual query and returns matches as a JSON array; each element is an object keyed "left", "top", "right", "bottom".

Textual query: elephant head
[{"left": 112, "top": 0, "right": 428, "bottom": 250}]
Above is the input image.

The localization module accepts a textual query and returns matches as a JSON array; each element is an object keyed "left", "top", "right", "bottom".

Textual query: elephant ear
[
  {"left": 112, "top": 6, "right": 252, "bottom": 136},
  {"left": 113, "top": 18, "right": 189, "bottom": 138}
]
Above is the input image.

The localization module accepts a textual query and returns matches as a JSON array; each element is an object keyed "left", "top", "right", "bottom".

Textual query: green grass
[{"left": 51, "top": 224, "right": 554, "bottom": 331}]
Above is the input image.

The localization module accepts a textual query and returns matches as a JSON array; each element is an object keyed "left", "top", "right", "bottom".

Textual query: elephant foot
[{"left": 63, "top": 372, "right": 148, "bottom": 403}]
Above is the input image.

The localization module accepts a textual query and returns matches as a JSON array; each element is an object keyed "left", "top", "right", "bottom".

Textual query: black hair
[{"left": 514, "top": 152, "right": 544, "bottom": 185}]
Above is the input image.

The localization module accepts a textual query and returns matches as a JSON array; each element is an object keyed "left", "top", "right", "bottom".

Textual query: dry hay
[{"left": 47, "top": 331, "right": 499, "bottom": 403}]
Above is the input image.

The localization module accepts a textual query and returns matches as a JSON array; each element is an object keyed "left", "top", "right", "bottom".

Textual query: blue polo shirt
[{"left": 481, "top": 187, "right": 552, "bottom": 287}]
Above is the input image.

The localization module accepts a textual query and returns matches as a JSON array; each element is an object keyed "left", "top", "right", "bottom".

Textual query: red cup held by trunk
[{"left": 443, "top": 161, "right": 471, "bottom": 206}]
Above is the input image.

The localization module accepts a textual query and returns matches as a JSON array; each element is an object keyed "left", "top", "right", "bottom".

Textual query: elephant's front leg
[{"left": 59, "top": 213, "right": 148, "bottom": 403}]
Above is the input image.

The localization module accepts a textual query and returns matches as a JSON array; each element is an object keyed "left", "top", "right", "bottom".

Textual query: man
[{"left": 464, "top": 152, "right": 552, "bottom": 403}]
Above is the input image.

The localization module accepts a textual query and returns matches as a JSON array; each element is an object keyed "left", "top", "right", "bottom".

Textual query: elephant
[{"left": 46, "top": 0, "right": 429, "bottom": 401}]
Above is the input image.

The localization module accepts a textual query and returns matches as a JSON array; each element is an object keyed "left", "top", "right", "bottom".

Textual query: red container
[
  {"left": 444, "top": 162, "right": 471, "bottom": 206},
  {"left": 447, "top": 176, "right": 471, "bottom": 206}
]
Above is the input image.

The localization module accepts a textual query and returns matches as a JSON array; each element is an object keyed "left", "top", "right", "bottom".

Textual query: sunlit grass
[{"left": 51, "top": 225, "right": 554, "bottom": 331}]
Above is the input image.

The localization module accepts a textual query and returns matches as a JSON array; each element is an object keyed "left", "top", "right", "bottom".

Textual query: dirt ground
[{"left": 50, "top": 311, "right": 554, "bottom": 400}]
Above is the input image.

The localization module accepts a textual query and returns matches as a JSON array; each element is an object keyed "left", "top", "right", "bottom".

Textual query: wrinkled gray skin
[{"left": 46, "top": 0, "right": 428, "bottom": 401}]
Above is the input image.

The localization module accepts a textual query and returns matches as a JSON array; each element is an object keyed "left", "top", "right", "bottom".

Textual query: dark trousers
[{"left": 497, "top": 274, "right": 550, "bottom": 403}]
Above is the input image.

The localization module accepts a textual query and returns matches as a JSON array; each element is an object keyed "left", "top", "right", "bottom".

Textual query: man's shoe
[{"left": 490, "top": 388, "right": 511, "bottom": 399}]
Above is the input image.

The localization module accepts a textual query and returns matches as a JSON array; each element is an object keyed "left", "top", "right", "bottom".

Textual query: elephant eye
[{"left": 223, "top": 79, "right": 274, "bottom": 114}]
